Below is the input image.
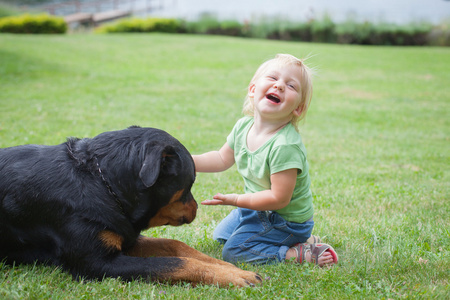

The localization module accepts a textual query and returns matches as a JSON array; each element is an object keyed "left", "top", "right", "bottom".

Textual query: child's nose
[{"left": 274, "top": 81, "right": 285, "bottom": 91}]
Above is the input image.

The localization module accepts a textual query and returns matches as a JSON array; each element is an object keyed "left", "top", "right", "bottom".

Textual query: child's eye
[{"left": 288, "top": 84, "right": 298, "bottom": 90}]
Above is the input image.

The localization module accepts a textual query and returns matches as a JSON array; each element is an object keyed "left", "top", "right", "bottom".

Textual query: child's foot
[{"left": 286, "top": 243, "right": 338, "bottom": 267}]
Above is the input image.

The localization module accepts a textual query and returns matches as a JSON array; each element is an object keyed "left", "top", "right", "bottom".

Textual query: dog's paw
[
  {"left": 229, "top": 269, "right": 263, "bottom": 287},
  {"left": 210, "top": 266, "right": 263, "bottom": 288},
  {"left": 171, "top": 257, "right": 263, "bottom": 288}
]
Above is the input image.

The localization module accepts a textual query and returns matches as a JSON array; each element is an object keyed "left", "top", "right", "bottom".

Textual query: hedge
[
  {"left": 95, "top": 18, "right": 183, "bottom": 34},
  {"left": 96, "top": 15, "right": 448, "bottom": 46},
  {"left": 0, "top": 14, "right": 67, "bottom": 34}
]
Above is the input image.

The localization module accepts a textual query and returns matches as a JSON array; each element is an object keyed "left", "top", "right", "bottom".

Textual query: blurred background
[
  {"left": 4, "top": 0, "right": 450, "bottom": 25},
  {"left": 2, "top": 0, "right": 449, "bottom": 46}
]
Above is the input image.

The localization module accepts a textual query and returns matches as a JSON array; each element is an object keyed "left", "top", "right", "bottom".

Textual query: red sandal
[{"left": 292, "top": 243, "right": 338, "bottom": 266}]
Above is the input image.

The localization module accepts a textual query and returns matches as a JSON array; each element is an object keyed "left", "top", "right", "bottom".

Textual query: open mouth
[{"left": 266, "top": 94, "right": 281, "bottom": 104}]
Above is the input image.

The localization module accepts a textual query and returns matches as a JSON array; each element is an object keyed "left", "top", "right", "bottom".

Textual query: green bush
[
  {"left": 219, "top": 20, "right": 243, "bottom": 36},
  {"left": 336, "top": 21, "right": 374, "bottom": 44},
  {"left": 310, "top": 15, "right": 337, "bottom": 43},
  {"left": 427, "top": 22, "right": 450, "bottom": 46},
  {"left": 246, "top": 17, "right": 291, "bottom": 40},
  {"left": 367, "top": 22, "right": 431, "bottom": 45},
  {"left": 335, "top": 21, "right": 432, "bottom": 46},
  {"left": 245, "top": 17, "right": 328, "bottom": 43},
  {"left": 185, "top": 14, "right": 221, "bottom": 34},
  {"left": 96, "top": 17, "right": 183, "bottom": 33},
  {"left": 0, "top": 14, "right": 66, "bottom": 34},
  {"left": 280, "top": 22, "right": 312, "bottom": 42},
  {"left": 261, "top": 21, "right": 312, "bottom": 42}
]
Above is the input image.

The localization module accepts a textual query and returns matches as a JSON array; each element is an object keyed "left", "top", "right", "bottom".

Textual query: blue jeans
[{"left": 213, "top": 208, "right": 314, "bottom": 265}]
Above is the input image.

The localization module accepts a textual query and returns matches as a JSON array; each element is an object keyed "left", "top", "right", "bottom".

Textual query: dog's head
[
  {"left": 139, "top": 141, "right": 197, "bottom": 228},
  {"left": 87, "top": 127, "right": 197, "bottom": 230}
]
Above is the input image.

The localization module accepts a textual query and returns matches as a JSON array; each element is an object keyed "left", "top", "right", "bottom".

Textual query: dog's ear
[{"left": 139, "top": 145, "right": 176, "bottom": 187}]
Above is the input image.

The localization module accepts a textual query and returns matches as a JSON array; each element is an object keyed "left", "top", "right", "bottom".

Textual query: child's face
[{"left": 248, "top": 64, "right": 303, "bottom": 123}]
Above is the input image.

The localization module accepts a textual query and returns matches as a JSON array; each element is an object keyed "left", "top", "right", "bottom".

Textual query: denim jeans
[{"left": 213, "top": 208, "right": 314, "bottom": 265}]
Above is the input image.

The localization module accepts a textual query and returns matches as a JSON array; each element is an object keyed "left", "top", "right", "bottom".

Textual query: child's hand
[{"left": 201, "top": 193, "right": 239, "bottom": 206}]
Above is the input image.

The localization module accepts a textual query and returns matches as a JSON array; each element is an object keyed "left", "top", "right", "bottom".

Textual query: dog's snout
[{"left": 184, "top": 197, "right": 197, "bottom": 224}]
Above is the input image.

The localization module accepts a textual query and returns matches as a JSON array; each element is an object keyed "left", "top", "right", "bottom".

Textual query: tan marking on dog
[
  {"left": 128, "top": 236, "right": 234, "bottom": 266},
  {"left": 147, "top": 190, "right": 198, "bottom": 228},
  {"left": 99, "top": 230, "right": 123, "bottom": 251},
  {"left": 169, "top": 189, "right": 184, "bottom": 204}
]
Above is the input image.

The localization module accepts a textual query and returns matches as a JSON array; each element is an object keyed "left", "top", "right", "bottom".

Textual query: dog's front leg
[
  {"left": 127, "top": 236, "right": 231, "bottom": 266},
  {"left": 160, "top": 257, "right": 263, "bottom": 287},
  {"left": 125, "top": 236, "right": 263, "bottom": 287}
]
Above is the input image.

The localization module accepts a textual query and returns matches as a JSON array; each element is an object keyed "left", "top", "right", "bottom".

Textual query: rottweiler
[{"left": 0, "top": 126, "right": 262, "bottom": 287}]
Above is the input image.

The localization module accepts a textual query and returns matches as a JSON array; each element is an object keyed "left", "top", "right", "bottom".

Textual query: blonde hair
[{"left": 243, "top": 54, "right": 314, "bottom": 131}]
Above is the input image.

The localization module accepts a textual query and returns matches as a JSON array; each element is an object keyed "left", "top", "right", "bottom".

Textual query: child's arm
[
  {"left": 201, "top": 168, "right": 297, "bottom": 211},
  {"left": 192, "top": 143, "right": 235, "bottom": 172}
]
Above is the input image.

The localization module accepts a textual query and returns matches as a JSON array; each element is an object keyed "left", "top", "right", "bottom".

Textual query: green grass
[{"left": 0, "top": 33, "right": 449, "bottom": 299}]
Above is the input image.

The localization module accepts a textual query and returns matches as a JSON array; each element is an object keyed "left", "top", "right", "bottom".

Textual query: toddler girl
[{"left": 193, "top": 54, "right": 338, "bottom": 267}]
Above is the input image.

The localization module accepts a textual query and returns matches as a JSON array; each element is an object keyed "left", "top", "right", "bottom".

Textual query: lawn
[{"left": 0, "top": 33, "right": 449, "bottom": 299}]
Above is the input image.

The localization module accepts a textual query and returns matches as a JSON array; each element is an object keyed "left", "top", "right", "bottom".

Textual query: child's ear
[
  {"left": 248, "top": 84, "right": 256, "bottom": 98},
  {"left": 293, "top": 103, "right": 304, "bottom": 117}
]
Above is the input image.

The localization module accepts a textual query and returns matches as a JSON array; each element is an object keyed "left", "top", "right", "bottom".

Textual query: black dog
[{"left": 0, "top": 126, "right": 261, "bottom": 287}]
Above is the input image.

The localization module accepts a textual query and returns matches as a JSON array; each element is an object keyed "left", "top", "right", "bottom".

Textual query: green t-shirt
[{"left": 227, "top": 117, "right": 313, "bottom": 223}]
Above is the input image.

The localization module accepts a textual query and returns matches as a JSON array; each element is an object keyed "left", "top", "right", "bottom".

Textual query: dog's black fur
[{"left": 0, "top": 126, "right": 262, "bottom": 287}]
